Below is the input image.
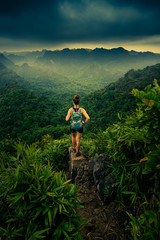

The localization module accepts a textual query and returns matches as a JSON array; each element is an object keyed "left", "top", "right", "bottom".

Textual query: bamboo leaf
[
  {"left": 48, "top": 210, "right": 52, "bottom": 227},
  {"left": 29, "top": 228, "right": 49, "bottom": 239}
]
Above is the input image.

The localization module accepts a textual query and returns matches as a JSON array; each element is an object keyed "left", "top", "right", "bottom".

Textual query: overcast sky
[{"left": 0, "top": 0, "right": 160, "bottom": 52}]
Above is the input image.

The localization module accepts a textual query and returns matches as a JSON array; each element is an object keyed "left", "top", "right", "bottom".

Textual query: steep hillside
[
  {"left": 0, "top": 63, "right": 27, "bottom": 88},
  {"left": 6, "top": 54, "right": 26, "bottom": 64},
  {"left": 0, "top": 62, "right": 6, "bottom": 71},
  {"left": 0, "top": 53, "right": 14, "bottom": 67},
  {"left": 82, "top": 63, "right": 160, "bottom": 132},
  {"left": 0, "top": 83, "right": 68, "bottom": 142},
  {"left": 4, "top": 50, "right": 46, "bottom": 62}
]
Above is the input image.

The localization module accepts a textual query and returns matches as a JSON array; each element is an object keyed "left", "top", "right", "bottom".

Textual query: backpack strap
[
  {"left": 70, "top": 108, "right": 74, "bottom": 118},
  {"left": 79, "top": 108, "right": 82, "bottom": 115},
  {"left": 71, "top": 107, "right": 81, "bottom": 112},
  {"left": 71, "top": 108, "right": 81, "bottom": 114}
]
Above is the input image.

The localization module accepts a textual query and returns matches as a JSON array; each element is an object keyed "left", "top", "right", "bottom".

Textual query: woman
[{"left": 66, "top": 95, "right": 90, "bottom": 157}]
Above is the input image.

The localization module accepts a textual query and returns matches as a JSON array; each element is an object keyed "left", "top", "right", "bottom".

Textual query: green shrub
[
  {"left": 37, "top": 134, "right": 71, "bottom": 170},
  {"left": 0, "top": 138, "right": 18, "bottom": 170},
  {"left": 4, "top": 135, "right": 71, "bottom": 171},
  {"left": 127, "top": 209, "right": 160, "bottom": 240},
  {"left": 0, "top": 161, "right": 85, "bottom": 239},
  {"left": 81, "top": 132, "right": 109, "bottom": 157}
]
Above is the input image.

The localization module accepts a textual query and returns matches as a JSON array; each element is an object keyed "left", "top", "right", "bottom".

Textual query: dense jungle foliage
[
  {"left": 0, "top": 51, "right": 160, "bottom": 239},
  {"left": 82, "top": 80, "right": 160, "bottom": 239},
  {"left": 0, "top": 135, "right": 86, "bottom": 239},
  {"left": 0, "top": 83, "right": 70, "bottom": 142}
]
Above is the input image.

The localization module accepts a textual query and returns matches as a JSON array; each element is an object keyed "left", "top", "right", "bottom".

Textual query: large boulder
[{"left": 88, "top": 154, "right": 116, "bottom": 202}]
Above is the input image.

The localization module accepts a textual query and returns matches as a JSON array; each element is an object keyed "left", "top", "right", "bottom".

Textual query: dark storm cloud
[
  {"left": 0, "top": 0, "right": 58, "bottom": 15},
  {"left": 0, "top": 0, "right": 160, "bottom": 45},
  {"left": 108, "top": 0, "right": 160, "bottom": 8},
  {"left": 58, "top": 0, "right": 160, "bottom": 39},
  {"left": 0, "top": 0, "right": 60, "bottom": 40}
]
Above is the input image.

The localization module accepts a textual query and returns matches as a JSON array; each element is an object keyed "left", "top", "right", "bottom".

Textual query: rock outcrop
[{"left": 88, "top": 153, "right": 116, "bottom": 202}]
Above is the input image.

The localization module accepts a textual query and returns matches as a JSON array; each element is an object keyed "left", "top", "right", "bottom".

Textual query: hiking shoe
[
  {"left": 71, "top": 148, "right": 76, "bottom": 153},
  {"left": 76, "top": 152, "right": 81, "bottom": 157}
]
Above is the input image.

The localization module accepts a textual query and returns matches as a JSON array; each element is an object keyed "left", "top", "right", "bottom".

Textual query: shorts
[{"left": 70, "top": 127, "right": 83, "bottom": 133}]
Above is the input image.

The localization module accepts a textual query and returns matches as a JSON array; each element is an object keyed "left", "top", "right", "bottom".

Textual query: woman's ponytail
[{"left": 73, "top": 95, "right": 80, "bottom": 105}]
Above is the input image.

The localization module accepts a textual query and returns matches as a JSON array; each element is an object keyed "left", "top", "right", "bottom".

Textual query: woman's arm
[
  {"left": 66, "top": 108, "right": 72, "bottom": 121},
  {"left": 81, "top": 108, "right": 90, "bottom": 125}
]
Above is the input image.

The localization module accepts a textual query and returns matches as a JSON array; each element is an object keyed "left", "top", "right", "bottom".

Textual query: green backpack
[{"left": 70, "top": 108, "right": 83, "bottom": 131}]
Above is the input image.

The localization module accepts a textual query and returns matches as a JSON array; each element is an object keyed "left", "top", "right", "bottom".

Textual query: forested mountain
[
  {"left": 4, "top": 50, "right": 46, "bottom": 63},
  {"left": 0, "top": 62, "right": 6, "bottom": 71},
  {"left": 0, "top": 53, "right": 14, "bottom": 67},
  {"left": 82, "top": 63, "right": 160, "bottom": 132},
  {"left": 0, "top": 62, "right": 70, "bottom": 142},
  {"left": 12, "top": 63, "right": 81, "bottom": 100},
  {"left": 6, "top": 54, "right": 26, "bottom": 64},
  {"left": 0, "top": 83, "right": 69, "bottom": 142},
  {"left": 0, "top": 63, "right": 27, "bottom": 88},
  {"left": 0, "top": 62, "right": 160, "bottom": 142},
  {"left": 2, "top": 47, "right": 160, "bottom": 101},
  {"left": 11, "top": 61, "right": 119, "bottom": 100}
]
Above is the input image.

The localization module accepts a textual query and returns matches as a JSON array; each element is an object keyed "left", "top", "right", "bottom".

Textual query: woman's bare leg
[
  {"left": 72, "top": 132, "right": 76, "bottom": 150},
  {"left": 76, "top": 132, "right": 82, "bottom": 153}
]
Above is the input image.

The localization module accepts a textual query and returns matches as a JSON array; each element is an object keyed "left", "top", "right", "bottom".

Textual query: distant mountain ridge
[
  {"left": 37, "top": 47, "right": 160, "bottom": 81},
  {"left": 40, "top": 47, "right": 160, "bottom": 63},
  {"left": 6, "top": 54, "right": 26, "bottom": 63},
  {"left": 3, "top": 47, "right": 159, "bottom": 64}
]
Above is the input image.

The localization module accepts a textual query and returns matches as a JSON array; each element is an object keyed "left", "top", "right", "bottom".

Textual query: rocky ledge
[{"left": 75, "top": 159, "right": 129, "bottom": 240}]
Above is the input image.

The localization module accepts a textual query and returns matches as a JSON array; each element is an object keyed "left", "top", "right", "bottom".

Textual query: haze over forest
[
  {"left": 1, "top": 47, "right": 160, "bottom": 100},
  {"left": 0, "top": 46, "right": 160, "bottom": 142}
]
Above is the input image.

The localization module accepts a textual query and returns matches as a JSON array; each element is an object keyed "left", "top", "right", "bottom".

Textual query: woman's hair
[{"left": 73, "top": 95, "right": 80, "bottom": 105}]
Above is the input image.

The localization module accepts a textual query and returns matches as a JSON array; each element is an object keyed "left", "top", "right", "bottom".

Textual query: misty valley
[
  {"left": 2, "top": 47, "right": 160, "bottom": 100},
  {"left": 0, "top": 47, "right": 160, "bottom": 142}
]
